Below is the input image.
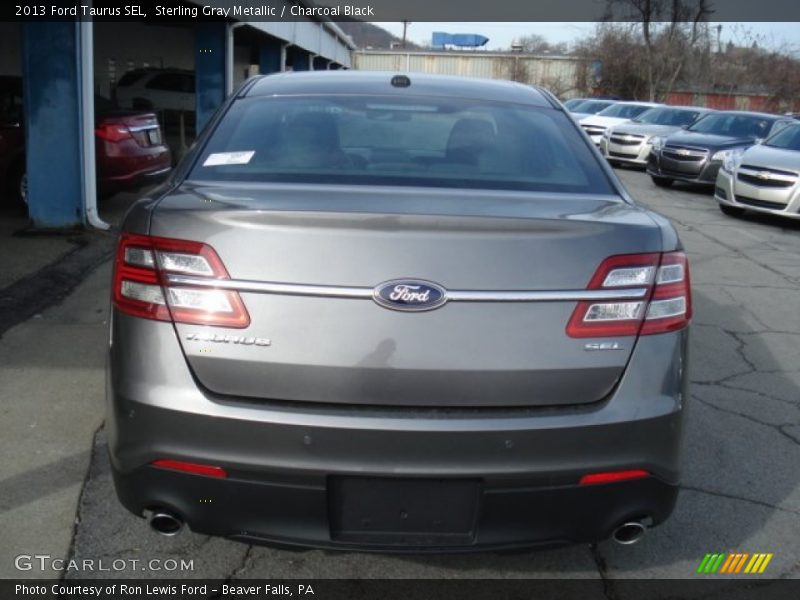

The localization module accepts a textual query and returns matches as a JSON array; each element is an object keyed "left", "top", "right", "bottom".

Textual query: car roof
[
  {"left": 244, "top": 71, "right": 554, "bottom": 107},
  {"left": 659, "top": 105, "right": 714, "bottom": 112},
  {"left": 711, "top": 110, "right": 783, "bottom": 119}
]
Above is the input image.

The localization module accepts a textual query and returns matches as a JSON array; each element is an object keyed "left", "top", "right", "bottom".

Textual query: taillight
[
  {"left": 567, "top": 251, "right": 691, "bottom": 338},
  {"left": 96, "top": 123, "right": 133, "bottom": 142},
  {"left": 113, "top": 233, "right": 250, "bottom": 328}
]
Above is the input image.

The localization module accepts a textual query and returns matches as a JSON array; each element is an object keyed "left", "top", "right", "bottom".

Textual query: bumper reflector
[
  {"left": 151, "top": 459, "right": 228, "bottom": 479},
  {"left": 579, "top": 469, "right": 651, "bottom": 486}
]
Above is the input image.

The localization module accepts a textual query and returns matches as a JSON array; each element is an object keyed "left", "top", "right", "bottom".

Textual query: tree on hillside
[{"left": 583, "top": 0, "right": 714, "bottom": 100}]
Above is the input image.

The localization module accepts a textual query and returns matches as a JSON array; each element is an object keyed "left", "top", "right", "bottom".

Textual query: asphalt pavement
[{"left": 1, "top": 169, "right": 798, "bottom": 588}]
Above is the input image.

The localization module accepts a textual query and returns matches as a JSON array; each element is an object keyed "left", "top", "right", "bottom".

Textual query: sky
[{"left": 373, "top": 22, "right": 800, "bottom": 53}]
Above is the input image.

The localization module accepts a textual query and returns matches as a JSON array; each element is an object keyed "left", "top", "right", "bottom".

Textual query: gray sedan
[{"left": 107, "top": 72, "right": 691, "bottom": 552}]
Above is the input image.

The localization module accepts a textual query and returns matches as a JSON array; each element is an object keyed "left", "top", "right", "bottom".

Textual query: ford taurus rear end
[{"left": 107, "top": 72, "right": 690, "bottom": 552}]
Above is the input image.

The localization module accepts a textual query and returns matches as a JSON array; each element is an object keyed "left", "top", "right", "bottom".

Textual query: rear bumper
[
  {"left": 107, "top": 313, "right": 689, "bottom": 551},
  {"left": 97, "top": 145, "right": 172, "bottom": 193},
  {"left": 113, "top": 461, "right": 678, "bottom": 552}
]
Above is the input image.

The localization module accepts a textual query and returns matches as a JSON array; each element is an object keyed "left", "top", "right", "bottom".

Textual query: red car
[{"left": 0, "top": 76, "right": 172, "bottom": 206}]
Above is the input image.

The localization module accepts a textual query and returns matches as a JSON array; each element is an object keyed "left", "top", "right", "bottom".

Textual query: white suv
[{"left": 115, "top": 68, "right": 195, "bottom": 113}]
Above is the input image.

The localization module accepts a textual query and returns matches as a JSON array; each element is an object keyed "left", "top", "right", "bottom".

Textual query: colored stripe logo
[{"left": 697, "top": 553, "right": 773, "bottom": 574}]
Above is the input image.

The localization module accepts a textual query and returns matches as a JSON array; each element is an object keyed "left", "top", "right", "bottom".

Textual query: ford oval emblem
[{"left": 373, "top": 279, "right": 447, "bottom": 312}]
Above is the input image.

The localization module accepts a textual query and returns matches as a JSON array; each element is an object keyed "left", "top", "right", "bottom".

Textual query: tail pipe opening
[
  {"left": 148, "top": 510, "right": 184, "bottom": 536},
  {"left": 612, "top": 520, "right": 647, "bottom": 545}
]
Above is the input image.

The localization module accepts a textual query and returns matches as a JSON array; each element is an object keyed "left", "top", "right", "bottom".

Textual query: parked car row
[
  {"left": 565, "top": 97, "right": 800, "bottom": 222},
  {"left": 0, "top": 75, "right": 171, "bottom": 207}
]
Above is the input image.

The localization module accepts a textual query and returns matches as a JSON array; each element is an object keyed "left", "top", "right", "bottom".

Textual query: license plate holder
[{"left": 329, "top": 477, "right": 480, "bottom": 546}]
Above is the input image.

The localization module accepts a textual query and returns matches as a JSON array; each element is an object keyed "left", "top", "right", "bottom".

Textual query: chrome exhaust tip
[
  {"left": 148, "top": 511, "right": 184, "bottom": 536},
  {"left": 612, "top": 521, "right": 647, "bottom": 545}
]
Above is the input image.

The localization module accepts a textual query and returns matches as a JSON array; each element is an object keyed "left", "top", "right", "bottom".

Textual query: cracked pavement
[{"left": 1, "top": 169, "right": 798, "bottom": 586}]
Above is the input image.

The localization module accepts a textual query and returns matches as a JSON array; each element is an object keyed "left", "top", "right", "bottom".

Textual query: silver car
[
  {"left": 566, "top": 98, "right": 617, "bottom": 121},
  {"left": 600, "top": 106, "right": 714, "bottom": 167},
  {"left": 108, "top": 72, "right": 692, "bottom": 552},
  {"left": 715, "top": 122, "right": 800, "bottom": 220}
]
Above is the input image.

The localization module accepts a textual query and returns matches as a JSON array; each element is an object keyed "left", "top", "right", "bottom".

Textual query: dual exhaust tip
[
  {"left": 147, "top": 509, "right": 648, "bottom": 545},
  {"left": 612, "top": 520, "right": 647, "bottom": 545},
  {"left": 148, "top": 510, "right": 184, "bottom": 536}
]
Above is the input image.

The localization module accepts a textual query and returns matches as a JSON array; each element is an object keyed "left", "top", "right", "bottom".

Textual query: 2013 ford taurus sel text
[{"left": 108, "top": 72, "right": 691, "bottom": 552}]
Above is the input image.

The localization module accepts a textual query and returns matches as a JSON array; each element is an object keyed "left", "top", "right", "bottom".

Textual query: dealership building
[{"left": 2, "top": 1, "right": 354, "bottom": 228}]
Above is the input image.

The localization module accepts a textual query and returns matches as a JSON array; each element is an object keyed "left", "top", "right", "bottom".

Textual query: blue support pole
[
  {"left": 259, "top": 38, "right": 284, "bottom": 75},
  {"left": 22, "top": 22, "right": 84, "bottom": 228},
  {"left": 195, "top": 23, "right": 227, "bottom": 132}
]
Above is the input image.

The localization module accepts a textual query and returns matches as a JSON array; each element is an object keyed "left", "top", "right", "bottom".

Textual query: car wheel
[
  {"left": 651, "top": 176, "right": 673, "bottom": 188},
  {"left": 6, "top": 162, "right": 26, "bottom": 206},
  {"left": 719, "top": 203, "right": 745, "bottom": 217}
]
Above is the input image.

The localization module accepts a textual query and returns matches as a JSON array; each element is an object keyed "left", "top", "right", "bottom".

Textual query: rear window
[
  {"left": 573, "top": 100, "right": 614, "bottom": 114},
  {"left": 597, "top": 104, "right": 654, "bottom": 119},
  {"left": 117, "top": 71, "right": 146, "bottom": 87},
  {"left": 689, "top": 113, "right": 775, "bottom": 138},
  {"left": 190, "top": 94, "right": 614, "bottom": 194},
  {"left": 765, "top": 124, "right": 800, "bottom": 151},
  {"left": 633, "top": 107, "right": 703, "bottom": 127}
]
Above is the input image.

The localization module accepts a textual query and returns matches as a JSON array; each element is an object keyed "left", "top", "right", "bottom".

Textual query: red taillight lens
[
  {"left": 96, "top": 123, "right": 133, "bottom": 142},
  {"left": 566, "top": 251, "right": 691, "bottom": 338},
  {"left": 640, "top": 252, "right": 692, "bottom": 336},
  {"left": 151, "top": 459, "right": 228, "bottom": 479},
  {"left": 112, "top": 233, "right": 250, "bottom": 328},
  {"left": 579, "top": 469, "right": 651, "bottom": 486}
]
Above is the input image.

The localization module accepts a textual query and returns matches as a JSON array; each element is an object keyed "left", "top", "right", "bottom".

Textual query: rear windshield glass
[
  {"left": 573, "top": 100, "right": 614, "bottom": 114},
  {"left": 688, "top": 113, "right": 775, "bottom": 138},
  {"left": 190, "top": 95, "right": 613, "bottom": 194},
  {"left": 765, "top": 124, "right": 800, "bottom": 151},
  {"left": 562, "top": 98, "right": 586, "bottom": 110},
  {"left": 633, "top": 107, "right": 703, "bottom": 127},
  {"left": 117, "top": 71, "right": 146, "bottom": 87},
  {"left": 596, "top": 104, "right": 654, "bottom": 119}
]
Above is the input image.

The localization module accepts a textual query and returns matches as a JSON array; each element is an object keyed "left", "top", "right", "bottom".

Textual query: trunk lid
[
  {"left": 97, "top": 111, "right": 163, "bottom": 147},
  {"left": 151, "top": 183, "right": 662, "bottom": 408}
]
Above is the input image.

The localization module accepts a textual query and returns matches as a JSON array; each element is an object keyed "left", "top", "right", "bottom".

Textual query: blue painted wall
[
  {"left": 22, "top": 22, "right": 84, "bottom": 228},
  {"left": 259, "top": 38, "right": 283, "bottom": 75},
  {"left": 195, "top": 23, "right": 226, "bottom": 132},
  {"left": 290, "top": 49, "right": 310, "bottom": 72}
]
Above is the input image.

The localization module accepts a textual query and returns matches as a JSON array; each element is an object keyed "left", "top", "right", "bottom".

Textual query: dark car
[
  {"left": 0, "top": 76, "right": 25, "bottom": 203},
  {"left": 646, "top": 111, "right": 795, "bottom": 188},
  {"left": 108, "top": 72, "right": 692, "bottom": 552},
  {"left": 93, "top": 95, "right": 173, "bottom": 196},
  {"left": 0, "top": 76, "right": 172, "bottom": 205}
]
